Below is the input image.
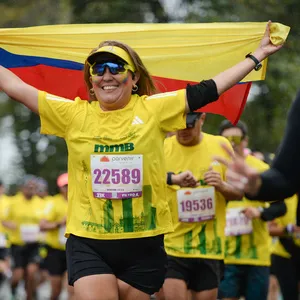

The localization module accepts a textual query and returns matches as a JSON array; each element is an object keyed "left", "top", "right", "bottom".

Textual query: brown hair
[{"left": 83, "top": 40, "right": 158, "bottom": 101}]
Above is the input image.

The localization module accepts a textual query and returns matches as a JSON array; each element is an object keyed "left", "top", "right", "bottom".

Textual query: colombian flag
[{"left": 0, "top": 22, "right": 289, "bottom": 124}]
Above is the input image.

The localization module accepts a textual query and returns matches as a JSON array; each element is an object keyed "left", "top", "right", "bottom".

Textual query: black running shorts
[
  {"left": 66, "top": 234, "right": 167, "bottom": 295},
  {"left": 46, "top": 246, "right": 67, "bottom": 276},
  {"left": 11, "top": 243, "right": 41, "bottom": 269},
  {"left": 165, "top": 255, "right": 223, "bottom": 292}
]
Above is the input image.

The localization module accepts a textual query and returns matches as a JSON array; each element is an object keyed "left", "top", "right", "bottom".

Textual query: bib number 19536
[{"left": 177, "top": 187, "right": 215, "bottom": 222}]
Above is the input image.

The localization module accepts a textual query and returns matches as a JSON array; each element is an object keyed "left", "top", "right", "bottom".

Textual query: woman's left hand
[{"left": 254, "top": 21, "right": 285, "bottom": 60}]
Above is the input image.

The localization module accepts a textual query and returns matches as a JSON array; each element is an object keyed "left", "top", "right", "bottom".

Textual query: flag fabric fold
[{"left": 0, "top": 22, "right": 290, "bottom": 123}]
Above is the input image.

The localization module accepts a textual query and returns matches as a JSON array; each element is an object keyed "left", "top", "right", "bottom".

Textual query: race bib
[
  {"left": 91, "top": 155, "right": 143, "bottom": 199},
  {"left": 225, "top": 208, "right": 253, "bottom": 236},
  {"left": 20, "top": 224, "right": 40, "bottom": 243},
  {"left": 59, "top": 226, "right": 67, "bottom": 245},
  {"left": 0, "top": 233, "right": 7, "bottom": 248},
  {"left": 177, "top": 187, "right": 215, "bottom": 222}
]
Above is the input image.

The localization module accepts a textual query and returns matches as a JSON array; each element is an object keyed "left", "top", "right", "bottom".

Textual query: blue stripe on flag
[{"left": 0, "top": 48, "right": 83, "bottom": 70}]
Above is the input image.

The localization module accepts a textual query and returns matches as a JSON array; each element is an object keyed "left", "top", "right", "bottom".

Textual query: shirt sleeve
[
  {"left": 38, "top": 91, "right": 78, "bottom": 138},
  {"left": 1, "top": 202, "right": 12, "bottom": 221},
  {"left": 145, "top": 89, "right": 186, "bottom": 132},
  {"left": 43, "top": 201, "right": 56, "bottom": 222}
]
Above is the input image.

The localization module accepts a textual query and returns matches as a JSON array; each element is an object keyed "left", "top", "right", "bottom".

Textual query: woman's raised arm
[{"left": 0, "top": 65, "right": 38, "bottom": 114}]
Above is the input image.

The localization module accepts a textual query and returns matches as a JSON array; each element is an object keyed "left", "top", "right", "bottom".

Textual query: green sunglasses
[{"left": 225, "top": 136, "right": 243, "bottom": 145}]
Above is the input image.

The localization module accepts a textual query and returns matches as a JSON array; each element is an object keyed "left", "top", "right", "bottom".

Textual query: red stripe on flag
[
  {"left": 153, "top": 76, "right": 251, "bottom": 125},
  {"left": 10, "top": 65, "right": 250, "bottom": 124},
  {"left": 10, "top": 65, "right": 88, "bottom": 100}
]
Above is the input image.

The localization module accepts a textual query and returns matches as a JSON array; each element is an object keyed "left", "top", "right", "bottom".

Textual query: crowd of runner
[
  {"left": 0, "top": 119, "right": 299, "bottom": 300},
  {"left": 0, "top": 173, "right": 73, "bottom": 300}
]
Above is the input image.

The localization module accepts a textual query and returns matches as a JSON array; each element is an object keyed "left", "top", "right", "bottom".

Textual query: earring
[
  {"left": 90, "top": 88, "right": 95, "bottom": 96},
  {"left": 132, "top": 84, "right": 138, "bottom": 92}
]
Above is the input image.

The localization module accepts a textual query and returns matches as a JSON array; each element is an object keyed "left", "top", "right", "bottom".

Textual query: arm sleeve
[
  {"left": 186, "top": 79, "right": 219, "bottom": 112},
  {"left": 248, "top": 89, "right": 300, "bottom": 200},
  {"left": 260, "top": 201, "right": 287, "bottom": 221}
]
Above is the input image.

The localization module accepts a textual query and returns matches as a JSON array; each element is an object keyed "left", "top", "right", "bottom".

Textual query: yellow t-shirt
[
  {"left": 0, "top": 195, "right": 12, "bottom": 248},
  {"left": 3, "top": 193, "right": 44, "bottom": 246},
  {"left": 164, "top": 133, "right": 232, "bottom": 259},
  {"left": 37, "top": 195, "right": 54, "bottom": 243},
  {"left": 43, "top": 194, "right": 68, "bottom": 250},
  {"left": 38, "top": 90, "right": 186, "bottom": 240},
  {"left": 271, "top": 195, "right": 300, "bottom": 258},
  {"left": 224, "top": 155, "right": 271, "bottom": 266},
  {"left": 36, "top": 195, "right": 52, "bottom": 218}
]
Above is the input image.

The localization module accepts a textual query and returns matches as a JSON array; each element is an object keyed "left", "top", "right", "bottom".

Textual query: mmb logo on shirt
[{"left": 94, "top": 143, "right": 135, "bottom": 153}]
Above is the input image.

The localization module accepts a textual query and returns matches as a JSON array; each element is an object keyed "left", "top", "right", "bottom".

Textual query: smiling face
[{"left": 89, "top": 53, "right": 139, "bottom": 111}]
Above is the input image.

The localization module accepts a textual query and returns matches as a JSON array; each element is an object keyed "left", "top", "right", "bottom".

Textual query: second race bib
[
  {"left": 20, "top": 224, "right": 40, "bottom": 243},
  {"left": 91, "top": 154, "right": 143, "bottom": 199},
  {"left": 177, "top": 187, "right": 215, "bottom": 222},
  {"left": 0, "top": 233, "right": 7, "bottom": 248},
  {"left": 225, "top": 208, "right": 253, "bottom": 236}
]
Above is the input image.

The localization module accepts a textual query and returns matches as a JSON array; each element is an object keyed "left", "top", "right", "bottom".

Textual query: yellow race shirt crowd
[{"left": 0, "top": 130, "right": 298, "bottom": 300}]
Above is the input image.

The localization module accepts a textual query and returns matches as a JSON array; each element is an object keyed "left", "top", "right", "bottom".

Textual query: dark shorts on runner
[
  {"left": 46, "top": 246, "right": 67, "bottom": 276},
  {"left": 271, "top": 253, "right": 300, "bottom": 300},
  {"left": 218, "top": 264, "right": 270, "bottom": 300},
  {"left": 0, "top": 247, "right": 9, "bottom": 261},
  {"left": 165, "top": 255, "right": 223, "bottom": 292},
  {"left": 11, "top": 243, "right": 41, "bottom": 269},
  {"left": 66, "top": 234, "right": 167, "bottom": 295}
]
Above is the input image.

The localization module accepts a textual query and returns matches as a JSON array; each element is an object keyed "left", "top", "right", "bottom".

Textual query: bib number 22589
[{"left": 91, "top": 155, "right": 143, "bottom": 199}]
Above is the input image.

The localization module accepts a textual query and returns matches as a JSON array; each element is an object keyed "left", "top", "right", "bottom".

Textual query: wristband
[
  {"left": 167, "top": 172, "right": 174, "bottom": 185},
  {"left": 246, "top": 53, "right": 262, "bottom": 71},
  {"left": 284, "top": 223, "right": 294, "bottom": 236},
  {"left": 257, "top": 206, "right": 265, "bottom": 219},
  {"left": 257, "top": 206, "right": 264, "bottom": 213}
]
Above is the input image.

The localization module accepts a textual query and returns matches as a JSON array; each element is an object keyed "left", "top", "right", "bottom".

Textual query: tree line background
[{"left": 0, "top": 0, "right": 299, "bottom": 194}]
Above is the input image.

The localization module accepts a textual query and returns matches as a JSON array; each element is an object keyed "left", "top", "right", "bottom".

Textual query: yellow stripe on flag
[{"left": 0, "top": 22, "right": 290, "bottom": 83}]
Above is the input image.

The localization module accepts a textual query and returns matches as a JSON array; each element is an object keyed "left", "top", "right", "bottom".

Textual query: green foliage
[
  {"left": 70, "top": 0, "right": 169, "bottom": 23},
  {"left": 184, "top": 0, "right": 300, "bottom": 154}
]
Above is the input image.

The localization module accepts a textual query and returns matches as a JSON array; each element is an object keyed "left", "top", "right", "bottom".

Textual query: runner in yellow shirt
[
  {"left": 34, "top": 177, "right": 52, "bottom": 287},
  {"left": 40, "top": 173, "right": 71, "bottom": 300},
  {"left": 2, "top": 175, "right": 43, "bottom": 300},
  {"left": 269, "top": 194, "right": 300, "bottom": 300},
  {"left": 0, "top": 23, "right": 282, "bottom": 299},
  {"left": 218, "top": 120, "right": 286, "bottom": 300},
  {"left": 0, "top": 180, "right": 11, "bottom": 284},
  {"left": 161, "top": 112, "right": 243, "bottom": 300}
]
